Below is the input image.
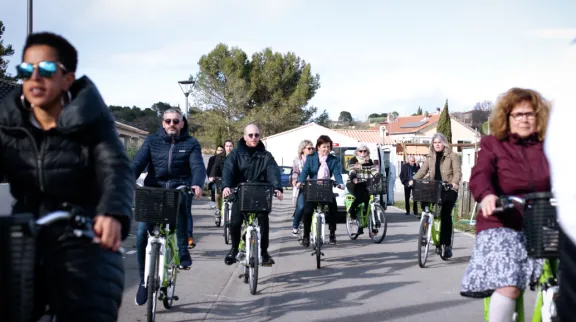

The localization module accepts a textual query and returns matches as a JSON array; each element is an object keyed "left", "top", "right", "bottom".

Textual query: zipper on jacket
[
  {"left": 168, "top": 137, "right": 175, "bottom": 173},
  {"left": 17, "top": 127, "right": 45, "bottom": 192}
]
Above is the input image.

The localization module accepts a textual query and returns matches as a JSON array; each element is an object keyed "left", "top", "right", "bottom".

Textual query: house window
[
  {"left": 422, "top": 140, "right": 430, "bottom": 144},
  {"left": 457, "top": 140, "right": 472, "bottom": 152}
]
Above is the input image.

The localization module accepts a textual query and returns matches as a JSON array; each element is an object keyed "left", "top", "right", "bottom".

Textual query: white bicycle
[{"left": 134, "top": 184, "right": 192, "bottom": 322}]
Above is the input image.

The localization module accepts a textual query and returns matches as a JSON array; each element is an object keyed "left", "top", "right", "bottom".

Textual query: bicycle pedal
[
  {"left": 262, "top": 263, "right": 272, "bottom": 267},
  {"left": 238, "top": 273, "right": 245, "bottom": 279},
  {"left": 173, "top": 296, "right": 179, "bottom": 301},
  {"left": 310, "top": 252, "right": 316, "bottom": 256},
  {"left": 179, "top": 266, "right": 191, "bottom": 270},
  {"left": 321, "top": 252, "right": 325, "bottom": 256}
]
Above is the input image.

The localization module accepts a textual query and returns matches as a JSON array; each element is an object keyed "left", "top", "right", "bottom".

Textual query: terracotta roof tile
[
  {"left": 333, "top": 129, "right": 395, "bottom": 145},
  {"left": 370, "top": 114, "right": 440, "bottom": 134}
]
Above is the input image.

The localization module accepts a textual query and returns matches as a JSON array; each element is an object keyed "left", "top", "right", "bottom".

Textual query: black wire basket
[
  {"left": 367, "top": 175, "right": 387, "bottom": 195},
  {"left": 304, "top": 179, "right": 334, "bottom": 203},
  {"left": 238, "top": 182, "right": 274, "bottom": 213},
  {"left": 0, "top": 214, "right": 36, "bottom": 322},
  {"left": 134, "top": 187, "right": 182, "bottom": 225},
  {"left": 412, "top": 179, "right": 442, "bottom": 203},
  {"left": 523, "top": 192, "right": 559, "bottom": 258}
]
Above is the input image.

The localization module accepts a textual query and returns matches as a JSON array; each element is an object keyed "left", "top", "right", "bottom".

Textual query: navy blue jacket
[
  {"left": 298, "top": 152, "right": 344, "bottom": 185},
  {"left": 132, "top": 117, "right": 206, "bottom": 189}
]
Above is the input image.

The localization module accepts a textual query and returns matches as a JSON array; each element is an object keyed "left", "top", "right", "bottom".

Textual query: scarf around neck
[{"left": 318, "top": 154, "right": 330, "bottom": 179}]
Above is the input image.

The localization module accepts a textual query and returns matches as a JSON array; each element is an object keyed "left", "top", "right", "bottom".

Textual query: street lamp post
[
  {"left": 27, "top": 0, "right": 33, "bottom": 35},
  {"left": 178, "top": 80, "right": 195, "bottom": 119}
]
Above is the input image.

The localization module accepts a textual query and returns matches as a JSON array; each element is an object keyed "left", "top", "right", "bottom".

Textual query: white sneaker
[
  {"left": 292, "top": 229, "right": 298, "bottom": 237},
  {"left": 209, "top": 202, "right": 215, "bottom": 209}
]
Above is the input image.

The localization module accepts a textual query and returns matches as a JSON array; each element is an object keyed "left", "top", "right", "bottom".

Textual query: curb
[{"left": 389, "top": 205, "right": 476, "bottom": 239}]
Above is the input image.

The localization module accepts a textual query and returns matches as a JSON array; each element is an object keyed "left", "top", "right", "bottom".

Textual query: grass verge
[{"left": 394, "top": 200, "right": 476, "bottom": 234}]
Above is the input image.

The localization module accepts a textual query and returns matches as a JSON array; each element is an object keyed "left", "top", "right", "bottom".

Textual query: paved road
[{"left": 115, "top": 196, "right": 538, "bottom": 322}]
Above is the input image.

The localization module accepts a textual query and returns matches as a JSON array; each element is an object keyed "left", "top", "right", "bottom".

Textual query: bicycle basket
[
  {"left": 0, "top": 214, "right": 36, "bottom": 322},
  {"left": 304, "top": 179, "right": 334, "bottom": 203},
  {"left": 134, "top": 187, "right": 182, "bottom": 225},
  {"left": 412, "top": 179, "right": 442, "bottom": 203},
  {"left": 367, "top": 175, "right": 387, "bottom": 195},
  {"left": 237, "top": 182, "right": 274, "bottom": 213},
  {"left": 523, "top": 192, "right": 559, "bottom": 258}
]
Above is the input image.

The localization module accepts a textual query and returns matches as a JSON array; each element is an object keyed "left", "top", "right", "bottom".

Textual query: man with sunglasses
[
  {"left": 221, "top": 124, "right": 283, "bottom": 266},
  {"left": 132, "top": 108, "right": 206, "bottom": 306}
]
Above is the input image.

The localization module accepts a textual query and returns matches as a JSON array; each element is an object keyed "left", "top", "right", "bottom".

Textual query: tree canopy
[
  {"left": 0, "top": 20, "right": 17, "bottom": 82},
  {"left": 436, "top": 99, "right": 452, "bottom": 144}
]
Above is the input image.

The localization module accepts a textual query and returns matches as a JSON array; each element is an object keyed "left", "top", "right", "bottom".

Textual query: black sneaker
[
  {"left": 443, "top": 246, "right": 453, "bottom": 259},
  {"left": 357, "top": 227, "right": 364, "bottom": 235},
  {"left": 224, "top": 248, "right": 238, "bottom": 265},
  {"left": 302, "top": 237, "right": 310, "bottom": 247},
  {"left": 262, "top": 252, "right": 275, "bottom": 266},
  {"left": 329, "top": 233, "right": 337, "bottom": 244},
  {"left": 135, "top": 283, "right": 147, "bottom": 306}
]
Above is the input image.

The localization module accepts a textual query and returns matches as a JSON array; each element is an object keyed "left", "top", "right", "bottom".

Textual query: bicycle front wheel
[
  {"left": 418, "top": 217, "right": 430, "bottom": 268},
  {"left": 162, "top": 244, "right": 178, "bottom": 309},
  {"left": 249, "top": 230, "right": 259, "bottom": 295},
  {"left": 223, "top": 203, "right": 231, "bottom": 245},
  {"left": 369, "top": 204, "right": 387, "bottom": 244},
  {"left": 316, "top": 214, "right": 322, "bottom": 269},
  {"left": 147, "top": 243, "right": 160, "bottom": 322}
]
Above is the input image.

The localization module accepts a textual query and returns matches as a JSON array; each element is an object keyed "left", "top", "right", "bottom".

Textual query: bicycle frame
[
  {"left": 143, "top": 223, "right": 180, "bottom": 289},
  {"left": 311, "top": 205, "right": 326, "bottom": 245},
  {"left": 238, "top": 213, "right": 262, "bottom": 265},
  {"left": 345, "top": 194, "right": 378, "bottom": 228}
]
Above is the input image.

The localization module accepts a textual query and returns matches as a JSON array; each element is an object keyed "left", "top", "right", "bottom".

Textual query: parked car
[{"left": 279, "top": 166, "right": 292, "bottom": 189}]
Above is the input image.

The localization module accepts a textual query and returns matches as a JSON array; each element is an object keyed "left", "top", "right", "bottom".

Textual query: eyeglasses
[
  {"left": 510, "top": 112, "right": 535, "bottom": 121},
  {"left": 304, "top": 147, "right": 314, "bottom": 151},
  {"left": 164, "top": 119, "right": 181, "bottom": 125},
  {"left": 247, "top": 133, "right": 260, "bottom": 139},
  {"left": 16, "top": 61, "right": 67, "bottom": 80},
  {"left": 358, "top": 150, "right": 367, "bottom": 153}
]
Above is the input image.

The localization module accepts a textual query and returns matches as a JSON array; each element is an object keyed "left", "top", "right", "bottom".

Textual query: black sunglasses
[
  {"left": 247, "top": 133, "right": 260, "bottom": 139},
  {"left": 164, "top": 119, "right": 181, "bottom": 125},
  {"left": 16, "top": 61, "right": 68, "bottom": 80}
]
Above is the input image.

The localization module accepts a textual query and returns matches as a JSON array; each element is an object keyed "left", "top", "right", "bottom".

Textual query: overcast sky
[{"left": 2, "top": 0, "right": 575, "bottom": 120}]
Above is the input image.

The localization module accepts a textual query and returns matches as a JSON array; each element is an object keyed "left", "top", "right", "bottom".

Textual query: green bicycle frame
[
  {"left": 423, "top": 203, "right": 456, "bottom": 246},
  {"left": 345, "top": 194, "right": 374, "bottom": 228},
  {"left": 482, "top": 258, "right": 559, "bottom": 322},
  {"left": 161, "top": 225, "right": 180, "bottom": 287},
  {"left": 239, "top": 212, "right": 257, "bottom": 251}
]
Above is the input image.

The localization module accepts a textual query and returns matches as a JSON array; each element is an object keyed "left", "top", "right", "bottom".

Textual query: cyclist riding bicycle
[
  {"left": 346, "top": 144, "right": 377, "bottom": 235},
  {"left": 460, "top": 88, "right": 551, "bottom": 322},
  {"left": 210, "top": 139, "right": 235, "bottom": 208},
  {"left": 222, "top": 124, "right": 283, "bottom": 266},
  {"left": 0, "top": 32, "right": 134, "bottom": 321},
  {"left": 291, "top": 139, "right": 314, "bottom": 236},
  {"left": 206, "top": 145, "right": 223, "bottom": 209},
  {"left": 545, "top": 43, "right": 576, "bottom": 321},
  {"left": 132, "top": 108, "right": 205, "bottom": 306},
  {"left": 409, "top": 132, "right": 461, "bottom": 259},
  {"left": 296, "top": 135, "right": 345, "bottom": 246}
]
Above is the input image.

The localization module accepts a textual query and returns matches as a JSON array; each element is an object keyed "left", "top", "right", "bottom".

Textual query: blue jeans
[
  {"left": 292, "top": 191, "right": 305, "bottom": 229},
  {"left": 136, "top": 192, "right": 191, "bottom": 283}
]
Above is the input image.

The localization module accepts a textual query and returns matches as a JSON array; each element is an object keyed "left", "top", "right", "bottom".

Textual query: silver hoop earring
[
  {"left": 60, "top": 90, "right": 72, "bottom": 106},
  {"left": 20, "top": 94, "right": 33, "bottom": 111}
]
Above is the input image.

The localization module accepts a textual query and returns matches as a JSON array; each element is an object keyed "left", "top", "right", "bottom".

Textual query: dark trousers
[
  {"left": 404, "top": 186, "right": 419, "bottom": 215},
  {"left": 347, "top": 182, "right": 370, "bottom": 219},
  {"left": 558, "top": 227, "right": 576, "bottom": 321},
  {"left": 33, "top": 225, "right": 124, "bottom": 321},
  {"left": 439, "top": 192, "right": 457, "bottom": 246},
  {"left": 302, "top": 197, "right": 337, "bottom": 238},
  {"left": 230, "top": 200, "right": 270, "bottom": 253},
  {"left": 210, "top": 184, "right": 216, "bottom": 202}
]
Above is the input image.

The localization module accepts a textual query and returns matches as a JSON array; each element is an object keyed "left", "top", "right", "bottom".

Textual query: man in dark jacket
[
  {"left": 221, "top": 124, "right": 283, "bottom": 266},
  {"left": 399, "top": 156, "right": 420, "bottom": 216},
  {"left": 0, "top": 32, "right": 133, "bottom": 321},
  {"left": 132, "top": 108, "right": 206, "bottom": 305}
]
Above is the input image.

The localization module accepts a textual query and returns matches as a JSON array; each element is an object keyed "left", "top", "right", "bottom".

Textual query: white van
[{"left": 331, "top": 143, "right": 391, "bottom": 222}]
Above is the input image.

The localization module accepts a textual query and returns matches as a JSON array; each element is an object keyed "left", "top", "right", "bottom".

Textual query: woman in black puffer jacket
[{"left": 0, "top": 32, "right": 134, "bottom": 322}]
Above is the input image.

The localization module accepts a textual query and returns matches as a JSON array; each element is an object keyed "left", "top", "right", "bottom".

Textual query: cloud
[{"left": 523, "top": 28, "right": 576, "bottom": 40}]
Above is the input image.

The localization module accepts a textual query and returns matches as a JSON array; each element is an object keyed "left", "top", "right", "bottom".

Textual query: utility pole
[{"left": 27, "top": 0, "right": 33, "bottom": 35}]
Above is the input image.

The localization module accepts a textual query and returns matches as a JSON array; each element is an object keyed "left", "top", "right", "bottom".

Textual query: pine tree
[
  {"left": 417, "top": 106, "right": 423, "bottom": 115},
  {"left": 436, "top": 99, "right": 452, "bottom": 144}
]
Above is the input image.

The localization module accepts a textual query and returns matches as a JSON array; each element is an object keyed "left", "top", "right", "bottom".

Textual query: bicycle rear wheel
[
  {"left": 316, "top": 214, "right": 322, "bottom": 269},
  {"left": 369, "top": 204, "right": 387, "bottom": 244},
  {"left": 249, "top": 230, "right": 259, "bottom": 295},
  {"left": 147, "top": 243, "right": 160, "bottom": 322},
  {"left": 162, "top": 244, "right": 178, "bottom": 309},
  {"left": 223, "top": 203, "right": 231, "bottom": 245},
  {"left": 418, "top": 217, "right": 430, "bottom": 268},
  {"left": 345, "top": 212, "right": 360, "bottom": 240}
]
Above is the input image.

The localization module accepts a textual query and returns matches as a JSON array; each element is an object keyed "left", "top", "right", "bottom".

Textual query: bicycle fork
[
  {"left": 311, "top": 211, "right": 326, "bottom": 245},
  {"left": 144, "top": 235, "right": 166, "bottom": 289},
  {"left": 243, "top": 225, "right": 261, "bottom": 265}
]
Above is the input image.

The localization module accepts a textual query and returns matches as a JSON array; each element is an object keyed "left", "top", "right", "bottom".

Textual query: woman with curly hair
[{"left": 460, "top": 88, "right": 552, "bottom": 322}]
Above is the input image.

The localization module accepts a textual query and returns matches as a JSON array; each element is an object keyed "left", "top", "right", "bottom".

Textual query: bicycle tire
[
  {"left": 418, "top": 218, "right": 430, "bottom": 268},
  {"left": 147, "top": 243, "right": 160, "bottom": 322},
  {"left": 316, "top": 214, "right": 322, "bottom": 269},
  {"left": 298, "top": 221, "right": 304, "bottom": 242},
  {"left": 249, "top": 230, "right": 259, "bottom": 295},
  {"left": 223, "top": 203, "right": 230, "bottom": 245},
  {"left": 345, "top": 213, "right": 359, "bottom": 240},
  {"left": 369, "top": 204, "right": 387, "bottom": 244},
  {"left": 162, "top": 244, "right": 178, "bottom": 309},
  {"left": 215, "top": 208, "right": 221, "bottom": 227}
]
